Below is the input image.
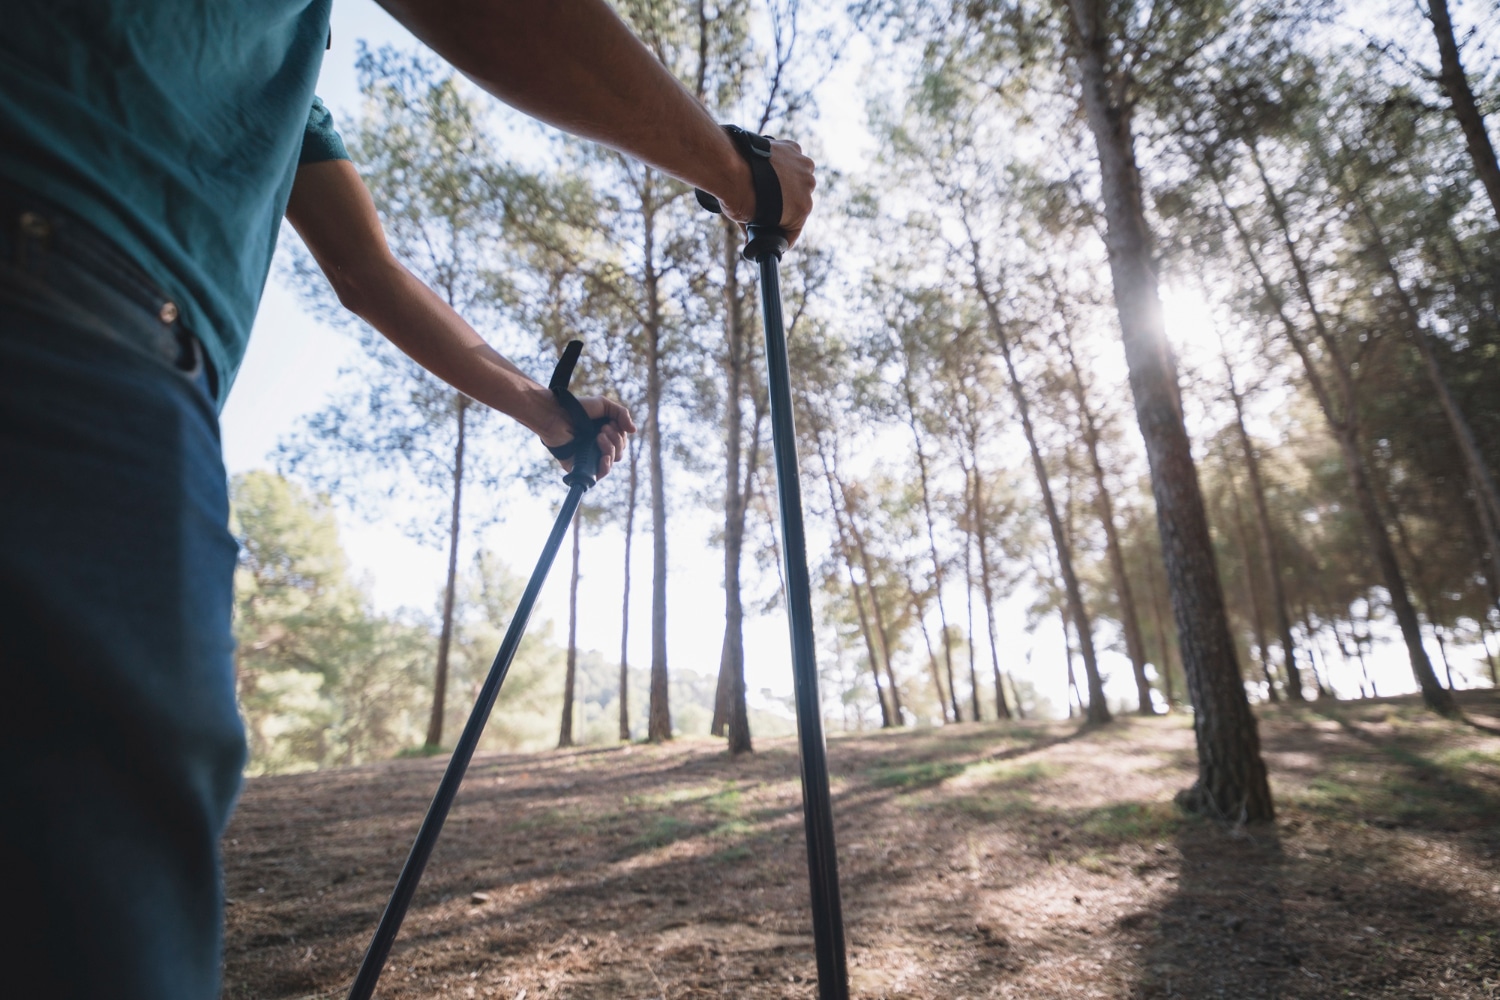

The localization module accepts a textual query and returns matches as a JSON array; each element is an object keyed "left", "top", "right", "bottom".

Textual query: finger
[
  {"left": 595, "top": 430, "right": 617, "bottom": 465},
  {"left": 596, "top": 453, "right": 613, "bottom": 479},
  {"left": 610, "top": 400, "right": 637, "bottom": 433},
  {"left": 599, "top": 426, "right": 625, "bottom": 463}
]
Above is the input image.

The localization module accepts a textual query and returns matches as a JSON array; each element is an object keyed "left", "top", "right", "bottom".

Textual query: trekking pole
[
  {"left": 697, "top": 126, "right": 850, "bottom": 1000},
  {"left": 347, "top": 340, "right": 606, "bottom": 1000}
]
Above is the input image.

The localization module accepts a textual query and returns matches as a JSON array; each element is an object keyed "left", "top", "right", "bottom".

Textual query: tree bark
[
  {"left": 425, "top": 394, "right": 468, "bottom": 749},
  {"left": 1058, "top": 327, "right": 1155, "bottom": 713},
  {"left": 1223, "top": 354, "right": 1306, "bottom": 700},
  {"left": 910, "top": 594, "right": 952, "bottom": 723},
  {"left": 904, "top": 381, "right": 960, "bottom": 723},
  {"left": 559, "top": 507, "right": 581, "bottom": 748},
  {"left": 1060, "top": 600, "right": 1081, "bottom": 720},
  {"left": 966, "top": 237, "right": 1109, "bottom": 725},
  {"left": 712, "top": 217, "right": 752, "bottom": 753},
  {"left": 1062, "top": 0, "right": 1271, "bottom": 818},
  {"left": 1425, "top": 0, "right": 1500, "bottom": 224},
  {"left": 963, "top": 465, "right": 983, "bottom": 722},
  {"left": 1225, "top": 463, "right": 1279, "bottom": 701},
  {"left": 817, "top": 437, "right": 892, "bottom": 727},
  {"left": 967, "top": 422, "right": 1013, "bottom": 720},
  {"left": 619, "top": 433, "right": 640, "bottom": 742},
  {"left": 846, "top": 502, "right": 906, "bottom": 725},
  {"left": 1148, "top": 556, "right": 1177, "bottom": 710},
  {"left": 1301, "top": 611, "right": 1334, "bottom": 699},
  {"left": 643, "top": 184, "right": 672, "bottom": 743}
]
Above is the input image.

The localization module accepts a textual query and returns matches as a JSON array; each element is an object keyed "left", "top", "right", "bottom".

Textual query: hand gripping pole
[
  {"left": 698, "top": 128, "right": 850, "bottom": 1000},
  {"left": 347, "top": 341, "right": 602, "bottom": 1000}
]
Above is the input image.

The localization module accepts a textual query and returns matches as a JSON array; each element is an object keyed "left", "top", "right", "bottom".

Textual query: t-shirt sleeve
[{"left": 298, "top": 95, "right": 349, "bottom": 165}]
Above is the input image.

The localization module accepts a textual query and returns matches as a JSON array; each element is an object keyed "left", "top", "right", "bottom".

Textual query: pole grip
[
  {"left": 547, "top": 340, "right": 604, "bottom": 490},
  {"left": 693, "top": 125, "right": 788, "bottom": 262}
]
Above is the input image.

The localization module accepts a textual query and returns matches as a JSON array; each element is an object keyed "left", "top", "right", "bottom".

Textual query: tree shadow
[{"left": 1128, "top": 822, "right": 1295, "bottom": 999}]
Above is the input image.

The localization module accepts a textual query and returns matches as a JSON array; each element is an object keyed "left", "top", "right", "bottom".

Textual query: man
[{"left": 0, "top": 2, "right": 815, "bottom": 996}]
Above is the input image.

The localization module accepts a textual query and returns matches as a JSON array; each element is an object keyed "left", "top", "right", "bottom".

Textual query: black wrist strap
[
  {"left": 546, "top": 340, "right": 606, "bottom": 489},
  {"left": 695, "top": 125, "right": 788, "bottom": 261}
]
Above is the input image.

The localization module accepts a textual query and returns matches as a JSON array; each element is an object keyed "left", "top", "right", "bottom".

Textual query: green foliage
[
  {"left": 231, "top": 471, "right": 588, "bottom": 771},
  {"left": 232, "top": 471, "right": 431, "bottom": 773}
]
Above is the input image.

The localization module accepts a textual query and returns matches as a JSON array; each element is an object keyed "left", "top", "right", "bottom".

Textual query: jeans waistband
[{"left": 0, "top": 181, "right": 218, "bottom": 401}]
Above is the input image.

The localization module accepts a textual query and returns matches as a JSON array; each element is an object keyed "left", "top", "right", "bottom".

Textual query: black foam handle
[{"left": 547, "top": 340, "right": 603, "bottom": 490}]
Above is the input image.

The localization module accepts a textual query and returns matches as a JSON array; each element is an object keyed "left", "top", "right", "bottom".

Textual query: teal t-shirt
[{"left": 0, "top": 0, "right": 342, "bottom": 407}]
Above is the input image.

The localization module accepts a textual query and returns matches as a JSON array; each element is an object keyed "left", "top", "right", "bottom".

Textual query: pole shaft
[
  {"left": 756, "top": 253, "right": 850, "bottom": 999},
  {"left": 348, "top": 482, "right": 587, "bottom": 1000}
]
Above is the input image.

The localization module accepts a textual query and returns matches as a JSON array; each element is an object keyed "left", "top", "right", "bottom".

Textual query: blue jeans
[{"left": 0, "top": 192, "right": 246, "bottom": 999}]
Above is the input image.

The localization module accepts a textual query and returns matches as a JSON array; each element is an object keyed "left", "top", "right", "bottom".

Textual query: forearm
[
  {"left": 374, "top": 0, "right": 753, "bottom": 214},
  {"left": 285, "top": 160, "right": 568, "bottom": 443},
  {"left": 342, "top": 259, "right": 569, "bottom": 443},
  {"left": 287, "top": 159, "right": 634, "bottom": 477}
]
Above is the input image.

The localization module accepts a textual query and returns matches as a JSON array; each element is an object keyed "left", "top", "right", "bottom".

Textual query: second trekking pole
[
  {"left": 697, "top": 124, "right": 849, "bottom": 1000},
  {"left": 346, "top": 340, "right": 607, "bottom": 1000}
]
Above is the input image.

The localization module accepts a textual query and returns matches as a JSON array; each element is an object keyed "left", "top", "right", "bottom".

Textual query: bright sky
[{"left": 220, "top": 1, "right": 1474, "bottom": 736}]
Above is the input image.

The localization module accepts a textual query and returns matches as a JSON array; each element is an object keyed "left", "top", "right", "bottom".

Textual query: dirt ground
[{"left": 223, "top": 691, "right": 1500, "bottom": 999}]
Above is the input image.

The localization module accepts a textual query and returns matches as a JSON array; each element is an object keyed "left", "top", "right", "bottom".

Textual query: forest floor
[{"left": 224, "top": 690, "right": 1500, "bottom": 999}]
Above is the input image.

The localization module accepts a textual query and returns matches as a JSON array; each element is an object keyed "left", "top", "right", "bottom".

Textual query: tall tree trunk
[
  {"left": 1301, "top": 611, "right": 1334, "bottom": 699},
  {"left": 846, "top": 510, "right": 905, "bottom": 725},
  {"left": 818, "top": 435, "right": 893, "bottom": 727},
  {"left": 1236, "top": 149, "right": 1455, "bottom": 716},
  {"left": 968, "top": 424, "right": 1012, "bottom": 720},
  {"left": 1149, "top": 556, "right": 1177, "bottom": 709},
  {"left": 1329, "top": 617, "right": 1360, "bottom": 695},
  {"left": 966, "top": 237, "right": 1109, "bottom": 725},
  {"left": 712, "top": 217, "right": 752, "bottom": 753},
  {"left": 644, "top": 188, "right": 672, "bottom": 743},
  {"left": 963, "top": 466, "right": 983, "bottom": 722},
  {"left": 1425, "top": 0, "right": 1500, "bottom": 224},
  {"left": 1223, "top": 353, "right": 1306, "bottom": 700},
  {"left": 425, "top": 395, "right": 468, "bottom": 749},
  {"left": 904, "top": 381, "right": 959, "bottom": 723},
  {"left": 845, "top": 558, "right": 892, "bottom": 727},
  {"left": 1385, "top": 489, "right": 1459, "bottom": 695},
  {"left": 619, "top": 433, "right": 640, "bottom": 742},
  {"left": 1063, "top": 0, "right": 1270, "bottom": 818},
  {"left": 1343, "top": 190, "right": 1500, "bottom": 594},
  {"left": 1061, "top": 602, "right": 1081, "bottom": 720},
  {"left": 911, "top": 594, "right": 953, "bottom": 722},
  {"left": 1057, "top": 327, "right": 1155, "bottom": 713},
  {"left": 1225, "top": 464, "right": 1279, "bottom": 701},
  {"left": 559, "top": 507, "right": 582, "bottom": 749}
]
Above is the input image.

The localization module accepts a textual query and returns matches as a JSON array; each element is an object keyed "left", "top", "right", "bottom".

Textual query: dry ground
[{"left": 224, "top": 691, "right": 1500, "bottom": 999}]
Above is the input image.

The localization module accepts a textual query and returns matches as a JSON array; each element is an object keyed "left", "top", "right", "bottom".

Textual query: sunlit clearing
[{"left": 1160, "top": 284, "right": 1219, "bottom": 358}]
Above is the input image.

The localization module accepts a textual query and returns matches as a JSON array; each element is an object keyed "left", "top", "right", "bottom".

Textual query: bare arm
[
  {"left": 374, "top": 0, "right": 815, "bottom": 245},
  {"left": 285, "top": 158, "right": 634, "bottom": 478}
]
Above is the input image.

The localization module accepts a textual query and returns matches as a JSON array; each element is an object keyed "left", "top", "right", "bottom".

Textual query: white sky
[{"left": 220, "top": 1, "right": 1487, "bottom": 736}]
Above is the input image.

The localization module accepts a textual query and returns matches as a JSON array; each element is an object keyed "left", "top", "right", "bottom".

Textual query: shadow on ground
[{"left": 223, "top": 691, "right": 1500, "bottom": 999}]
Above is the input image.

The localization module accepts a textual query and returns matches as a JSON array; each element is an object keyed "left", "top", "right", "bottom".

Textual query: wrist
[
  {"left": 710, "top": 130, "right": 756, "bottom": 223},
  {"left": 521, "top": 384, "right": 573, "bottom": 447}
]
